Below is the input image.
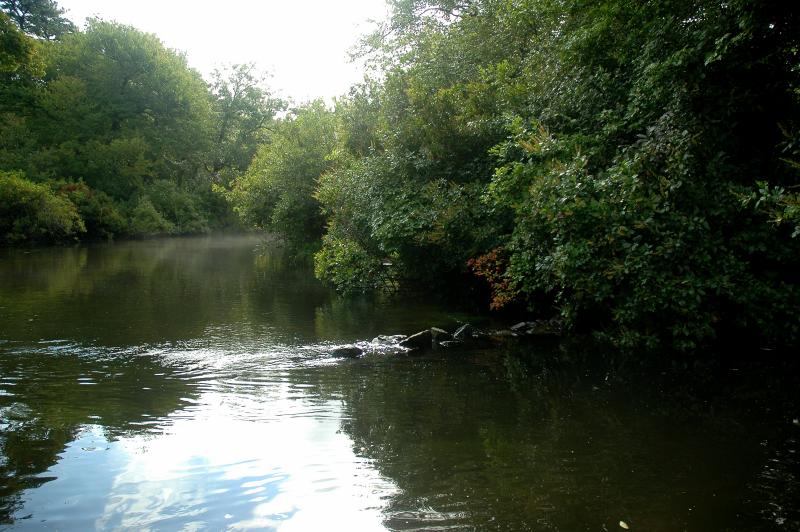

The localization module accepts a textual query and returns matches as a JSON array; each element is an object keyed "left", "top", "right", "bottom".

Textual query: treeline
[
  {"left": 0, "top": 0, "right": 282, "bottom": 242},
  {"left": 224, "top": 0, "right": 799, "bottom": 351},
  {"left": 2, "top": 0, "right": 797, "bottom": 351}
]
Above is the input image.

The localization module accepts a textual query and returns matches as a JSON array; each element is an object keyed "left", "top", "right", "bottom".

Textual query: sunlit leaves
[{"left": 222, "top": 101, "right": 336, "bottom": 248}]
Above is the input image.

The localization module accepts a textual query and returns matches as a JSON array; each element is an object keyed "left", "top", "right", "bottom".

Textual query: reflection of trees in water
[
  {"left": 0, "top": 235, "right": 487, "bottom": 349},
  {"left": 0, "top": 411, "right": 75, "bottom": 523},
  {"left": 0, "top": 236, "right": 389, "bottom": 347},
  {"left": 0, "top": 350, "right": 198, "bottom": 524},
  {"left": 0, "top": 236, "right": 271, "bottom": 345},
  {"left": 289, "top": 342, "right": 799, "bottom": 531},
  {"left": 311, "top": 295, "right": 480, "bottom": 343}
]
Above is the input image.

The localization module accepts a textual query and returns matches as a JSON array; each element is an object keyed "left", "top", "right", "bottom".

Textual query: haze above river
[{"left": 0, "top": 236, "right": 796, "bottom": 530}]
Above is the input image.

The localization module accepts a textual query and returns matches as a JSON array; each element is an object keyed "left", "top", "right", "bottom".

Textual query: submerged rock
[
  {"left": 371, "top": 334, "right": 406, "bottom": 344},
  {"left": 510, "top": 321, "right": 534, "bottom": 332},
  {"left": 438, "top": 340, "right": 463, "bottom": 348},
  {"left": 330, "top": 346, "right": 364, "bottom": 358},
  {"left": 326, "top": 317, "right": 563, "bottom": 360},
  {"left": 321, "top": 316, "right": 567, "bottom": 362}
]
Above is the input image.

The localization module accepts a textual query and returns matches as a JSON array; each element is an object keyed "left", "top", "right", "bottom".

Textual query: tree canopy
[
  {"left": 2, "top": 0, "right": 797, "bottom": 353},
  {"left": 0, "top": 0, "right": 75, "bottom": 40},
  {"left": 0, "top": 2, "right": 283, "bottom": 241},
  {"left": 223, "top": 0, "right": 799, "bottom": 352}
]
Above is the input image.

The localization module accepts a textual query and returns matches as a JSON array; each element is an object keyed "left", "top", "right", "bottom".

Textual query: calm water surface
[{"left": 0, "top": 236, "right": 797, "bottom": 531}]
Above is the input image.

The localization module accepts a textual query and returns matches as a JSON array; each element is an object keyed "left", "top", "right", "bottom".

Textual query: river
[{"left": 0, "top": 235, "right": 796, "bottom": 530}]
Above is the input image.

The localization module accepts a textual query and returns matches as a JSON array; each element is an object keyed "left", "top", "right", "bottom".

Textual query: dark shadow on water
[{"left": 285, "top": 339, "right": 800, "bottom": 531}]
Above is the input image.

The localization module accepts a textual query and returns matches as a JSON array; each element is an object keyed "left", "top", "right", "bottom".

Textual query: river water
[{"left": 0, "top": 236, "right": 796, "bottom": 531}]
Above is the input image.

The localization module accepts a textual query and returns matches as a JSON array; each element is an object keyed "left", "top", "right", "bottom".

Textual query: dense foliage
[
  {"left": 0, "top": 4, "right": 282, "bottom": 244},
  {"left": 0, "top": 170, "right": 84, "bottom": 241},
  {"left": 219, "top": 101, "right": 335, "bottom": 251},
  {"left": 3, "top": 0, "right": 797, "bottom": 351},
  {"left": 224, "top": 0, "right": 799, "bottom": 351}
]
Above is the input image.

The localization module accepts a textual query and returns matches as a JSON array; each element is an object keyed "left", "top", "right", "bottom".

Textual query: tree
[
  {"left": 26, "top": 19, "right": 214, "bottom": 197},
  {"left": 0, "top": 12, "right": 42, "bottom": 177},
  {"left": 309, "top": 0, "right": 800, "bottom": 350},
  {"left": 0, "top": 11, "right": 42, "bottom": 96},
  {"left": 1, "top": 16, "right": 229, "bottom": 241},
  {"left": 222, "top": 101, "right": 336, "bottom": 250},
  {"left": 314, "top": 1, "right": 517, "bottom": 293},
  {"left": 0, "top": 0, "right": 75, "bottom": 40},
  {"left": 207, "top": 63, "right": 284, "bottom": 181}
]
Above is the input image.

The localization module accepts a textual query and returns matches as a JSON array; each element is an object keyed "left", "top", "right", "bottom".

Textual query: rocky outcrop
[{"left": 324, "top": 317, "right": 563, "bottom": 359}]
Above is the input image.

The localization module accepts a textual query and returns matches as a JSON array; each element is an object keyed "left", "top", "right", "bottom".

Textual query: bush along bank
[{"left": 220, "top": 0, "right": 800, "bottom": 354}]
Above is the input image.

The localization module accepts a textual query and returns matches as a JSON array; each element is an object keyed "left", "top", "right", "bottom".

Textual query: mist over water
[{"left": 0, "top": 236, "right": 796, "bottom": 530}]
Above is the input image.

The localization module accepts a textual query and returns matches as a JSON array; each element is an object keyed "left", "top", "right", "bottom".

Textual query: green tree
[
  {"left": 207, "top": 63, "right": 284, "bottom": 181},
  {"left": 222, "top": 100, "right": 336, "bottom": 250},
  {"left": 312, "top": 0, "right": 799, "bottom": 350},
  {"left": 0, "top": 12, "right": 42, "bottom": 174},
  {"left": 0, "top": 0, "right": 75, "bottom": 40},
  {"left": 0, "top": 11, "right": 43, "bottom": 104},
  {"left": 314, "top": 1, "right": 517, "bottom": 293},
  {"left": 0, "top": 16, "right": 228, "bottom": 241},
  {"left": 484, "top": 0, "right": 800, "bottom": 350},
  {"left": 32, "top": 19, "right": 214, "bottom": 194}
]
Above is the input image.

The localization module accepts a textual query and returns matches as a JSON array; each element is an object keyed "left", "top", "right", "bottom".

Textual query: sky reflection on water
[{"left": 9, "top": 378, "right": 395, "bottom": 531}]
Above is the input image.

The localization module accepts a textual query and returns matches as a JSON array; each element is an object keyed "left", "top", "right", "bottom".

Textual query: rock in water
[
  {"left": 399, "top": 329, "right": 433, "bottom": 350},
  {"left": 438, "top": 340, "right": 463, "bottom": 348},
  {"left": 330, "top": 346, "right": 364, "bottom": 358},
  {"left": 431, "top": 327, "right": 452, "bottom": 343},
  {"left": 510, "top": 321, "right": 534, "bottom": 332},
  {"left": 371, "top": 334, "right": 406, "bottom": 345},
  {"left": 452, "top": 323, "right": 473, "bottom": 340}
]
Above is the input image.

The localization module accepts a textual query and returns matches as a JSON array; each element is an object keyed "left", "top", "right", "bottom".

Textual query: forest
[{"left": 1, "top": 0, "right": 798, "bottom": 352}]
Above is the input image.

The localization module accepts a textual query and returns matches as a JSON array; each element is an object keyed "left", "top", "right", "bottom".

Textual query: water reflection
[
  {"left": 0, "top": 346, "right": 198, "bottom": 524},
  {"left": 286, "top": 345, "right": 799, "bottom": 531},
  {"left": 0, "top": 236, "right": 327, "bottom": 345},
  {"left": 0, "top": 236, "right": 797, "bottom": 530},
  {"left": 0, "top": 343, "right": 397, "bottom": 530},
  {"left": 0, "top": 236, "right": 478, "bottom": 346}
]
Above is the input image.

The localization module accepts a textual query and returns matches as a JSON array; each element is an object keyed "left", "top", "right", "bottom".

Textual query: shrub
[
  {"left": 0, "top": 171, "right": 84, "bottom": 243},
  {"left": 128, "top": 196, "right": 175, "bottom": 236},
  {"left": 56, "top": 181, "right": 126, "bottom": 239},
  {"left": 144, "top": 180, "right": 209, "bottom": 234}
]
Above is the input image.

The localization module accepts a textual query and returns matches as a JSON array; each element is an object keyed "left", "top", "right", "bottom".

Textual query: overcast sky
[{"left": 57, "top": 0, "right": 389, "bottom": 102}]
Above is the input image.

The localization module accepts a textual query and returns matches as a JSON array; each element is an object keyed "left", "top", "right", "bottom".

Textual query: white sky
[{"left": 57, "top": 0, "right": 389, "bottom": 102}]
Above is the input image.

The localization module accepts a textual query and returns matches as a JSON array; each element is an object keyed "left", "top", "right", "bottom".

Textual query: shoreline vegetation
[{"left": 1, "top": 0, "right": 798, "bottom": 353}]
